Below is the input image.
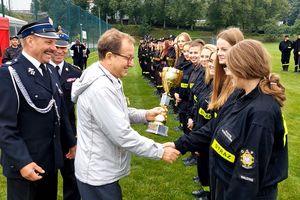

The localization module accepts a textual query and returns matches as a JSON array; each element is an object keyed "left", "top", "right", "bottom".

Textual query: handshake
[{"left": 161, "top": 142, "right": 180, "bottom": 163}]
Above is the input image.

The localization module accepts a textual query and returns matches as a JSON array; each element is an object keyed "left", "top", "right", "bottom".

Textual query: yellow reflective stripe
[
  {"left": 194, "top": 95, "right": 197, "bottom": 103},
  {"left": 189, "top": 83, "right": 194, "bottom": 88},
  {"left": 181, "top": 83, "right": 188, "bottom": 88},
  {"left": 198, "top": 107, "right": 212, "bottom": 119},
  {"left": 211, "top": 139, "right": 235, "bottom": 163},
  {"left": 282, "top": 114, "right": 288, "bottom": 146},
  {"left": 214, "top": 112, "right": 218, "bottom": 118}
]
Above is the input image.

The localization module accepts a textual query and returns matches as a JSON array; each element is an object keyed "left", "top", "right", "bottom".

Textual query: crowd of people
[
  {"left": 138, "top": 29, "right": 288, "bottom": 200},
  {"left": 0, "top": 16, "right": 289, "bottom": 200}
]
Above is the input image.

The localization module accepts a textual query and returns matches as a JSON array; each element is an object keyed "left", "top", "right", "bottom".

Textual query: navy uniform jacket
[
  {"left": 0, "top": 54, "right": 76, "bottom": 179},
  {"left": 2, "top": 46, "right": 22, "bottom": 63},
  {"left": 56, "top": 62, "right": 81, "bottom": 152},
  {"left": 175, "top": 87, "right": 288, "bottom": 199}
]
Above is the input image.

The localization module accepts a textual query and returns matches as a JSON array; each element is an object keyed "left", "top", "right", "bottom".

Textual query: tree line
[{"left": 32, "top": 0, "right": 300, "bottom": 34}]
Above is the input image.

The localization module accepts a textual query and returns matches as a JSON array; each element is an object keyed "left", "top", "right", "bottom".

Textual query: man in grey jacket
[{"left": 71, "top": 28, "right": 180, "bottom": 200}]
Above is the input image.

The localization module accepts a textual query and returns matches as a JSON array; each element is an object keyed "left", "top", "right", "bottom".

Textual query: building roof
[{"left": 0, "top": 14, "right": 28, "bottom": 26}]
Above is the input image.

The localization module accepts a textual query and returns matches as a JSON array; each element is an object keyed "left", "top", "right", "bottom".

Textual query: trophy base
[{"left": 146, "top": 122, "right": 168, "bottom": 137}]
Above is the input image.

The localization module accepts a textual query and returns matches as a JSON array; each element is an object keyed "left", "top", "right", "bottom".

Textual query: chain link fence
[{"left": 43, "top": 0, "right": 111, "bottom": 49}]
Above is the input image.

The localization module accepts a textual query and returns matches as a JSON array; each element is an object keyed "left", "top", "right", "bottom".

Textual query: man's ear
[{"left": 105, "top": 52, "right": 113, "bottom": 59}]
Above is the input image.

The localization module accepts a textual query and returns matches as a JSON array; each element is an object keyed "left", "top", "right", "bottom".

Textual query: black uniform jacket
[
  {"left": 279, "top": 40, "right": 293, "bottom": 53},
  {"left": 0, "top": 55, "right": 76, "bottom": 179},
  {"left": 177, "top": 60, "right": 193, "bottom": 113},
  {"left": 175, "top": 87, "right": 288, "bottom": 199},
  {"left": 192, "top": 81, "right": 213, "bottom": 131},
  {"left": 57, "top": 62, "right": 81, "bottom": 152}
]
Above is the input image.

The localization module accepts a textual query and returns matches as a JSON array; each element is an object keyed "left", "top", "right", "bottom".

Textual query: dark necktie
[
  {"left": 56, "top": 66, "right": 60, "bottom": 76},
  {"left": 40, "top": 64, "right": 51, "bottom": 89}
]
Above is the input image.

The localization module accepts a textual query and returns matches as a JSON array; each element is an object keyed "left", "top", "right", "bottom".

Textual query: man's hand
[
  {"left": 161, "top": 146, "right": 180, "bottom": 163},
  {"left": 146, "top": 107, "right": 167, "bottom": 121},
  {"left": 163, "top": 142, "right": 176, "bottom": 148},
  {"left": 20, "top": 162, "right": 45, "bottom": 181},
  {"left": 66, "top": 145, "right": 77, "bottom": 159}
]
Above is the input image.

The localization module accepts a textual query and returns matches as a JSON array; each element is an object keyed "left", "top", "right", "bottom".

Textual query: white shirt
[
  {"left": 22, "top": 51, "right": 45, "bottom": 76},
  {"left": 49, "top": 60, "right": 64, "bottom": 75}
]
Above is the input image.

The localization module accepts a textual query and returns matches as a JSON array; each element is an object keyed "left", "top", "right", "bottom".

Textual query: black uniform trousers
[
  {"left": 7, "top": 172, "right": 58, "bottom": 200},
  {"left": 77, "top": 179, "right": 122, "bottom": 200}
]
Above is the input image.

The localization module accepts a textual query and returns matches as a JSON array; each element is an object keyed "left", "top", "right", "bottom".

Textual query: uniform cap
[
  {"left": 10, "top": 35, "right": 18, "bottom": 40},
  {"left": 56, "top": 33, "right": 69, "bottom": 47},
  {"left": 17, "top": 17, "right": 59, "bottom": 39}
]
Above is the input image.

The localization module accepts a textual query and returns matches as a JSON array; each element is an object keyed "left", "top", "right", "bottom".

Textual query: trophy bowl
[{"left": 146, "top": 67, "right": 183, "bottom": 136}]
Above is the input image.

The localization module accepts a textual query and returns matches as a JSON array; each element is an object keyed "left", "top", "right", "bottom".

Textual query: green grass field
[{"left": 1, "top": 42, "right": 299, "bottom": 199}]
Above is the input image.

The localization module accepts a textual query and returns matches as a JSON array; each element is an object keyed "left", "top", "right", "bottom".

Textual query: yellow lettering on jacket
[
  {"left": 180, "top": 83, "right": 188, "bottom": 88},
  {"left": 211, "top": 139, "right": 235, "bottom": 163},
  {"left": 198, "top": 107, "right": 212, "bottom": 119}
]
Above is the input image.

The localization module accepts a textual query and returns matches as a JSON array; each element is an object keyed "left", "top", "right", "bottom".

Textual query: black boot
[{"left": 295, "top": 66, "right": 298, "bottom": 72}]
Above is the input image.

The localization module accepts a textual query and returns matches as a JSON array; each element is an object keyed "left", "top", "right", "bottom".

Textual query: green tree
[
  {"left": 120, "top": 0, "right": 142, "bottom": 25},
  {"left": 287, "top": 0, "right": 300, "bottom": 25},
  {"left": 72, "top": 0, "right": 89, "bottom": 10},
  {"left": 207, "top": 0, "right": 231, "bottom": 31},
  {"left": 91, "top": 0, "right": 114, "bottom": 22}
]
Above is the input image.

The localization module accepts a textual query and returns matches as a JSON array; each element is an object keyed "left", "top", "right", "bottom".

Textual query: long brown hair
[
  {"left": 175, "top": 32, "right": 192, "bottom": 65},
  {"left": 208, "top": 27, "right": 244, "bottom": 110},
  {"left": 226, "top": 39, "right": 286, "bottom": 106}
]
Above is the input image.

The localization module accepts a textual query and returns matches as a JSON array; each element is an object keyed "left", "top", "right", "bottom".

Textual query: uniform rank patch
[{"left": 240, "top": 149, "right": 255, "bottom": 169}]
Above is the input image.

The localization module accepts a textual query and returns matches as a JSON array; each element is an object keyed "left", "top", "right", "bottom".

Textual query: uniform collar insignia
[
  {"left": 65, "top": 67, "right": 69, "bottom": 71},
  {"left": 28, "top": 67, "right": 35, "bottom": 76}
]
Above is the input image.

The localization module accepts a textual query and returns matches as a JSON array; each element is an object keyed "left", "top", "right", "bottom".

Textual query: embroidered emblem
[
  {"left": 28, "top": 68, "right": 35, "bottom": 76},
  {"left": 240, "top": 149, "right": 255, "bottom": 169}
]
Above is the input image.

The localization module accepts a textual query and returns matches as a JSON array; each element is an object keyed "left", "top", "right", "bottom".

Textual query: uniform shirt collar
[
  {"left": 49, "top": 60, "right": 64, "bottom": 75},
  {"left": 22, "top": 51, "right": 44, "bottom": 75}
]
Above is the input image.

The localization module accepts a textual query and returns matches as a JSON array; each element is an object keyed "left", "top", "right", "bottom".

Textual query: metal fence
[{"left": 43, "top": 0, "right": 111, "bottom": 49}]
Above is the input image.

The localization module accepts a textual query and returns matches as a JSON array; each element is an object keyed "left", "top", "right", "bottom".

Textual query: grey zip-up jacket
[{"left": 71, "top": 62, "right": 164, "bottom": 186}]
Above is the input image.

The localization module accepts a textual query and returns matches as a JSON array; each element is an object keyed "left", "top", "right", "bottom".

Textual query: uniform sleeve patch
[{"left": 240, "top": 149, "right": 255, "bottom": 169}]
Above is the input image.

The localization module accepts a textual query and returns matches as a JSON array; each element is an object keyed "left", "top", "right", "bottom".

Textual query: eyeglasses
[{"left": 111, "top": 52, "right": 134, "bottom": 63}]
